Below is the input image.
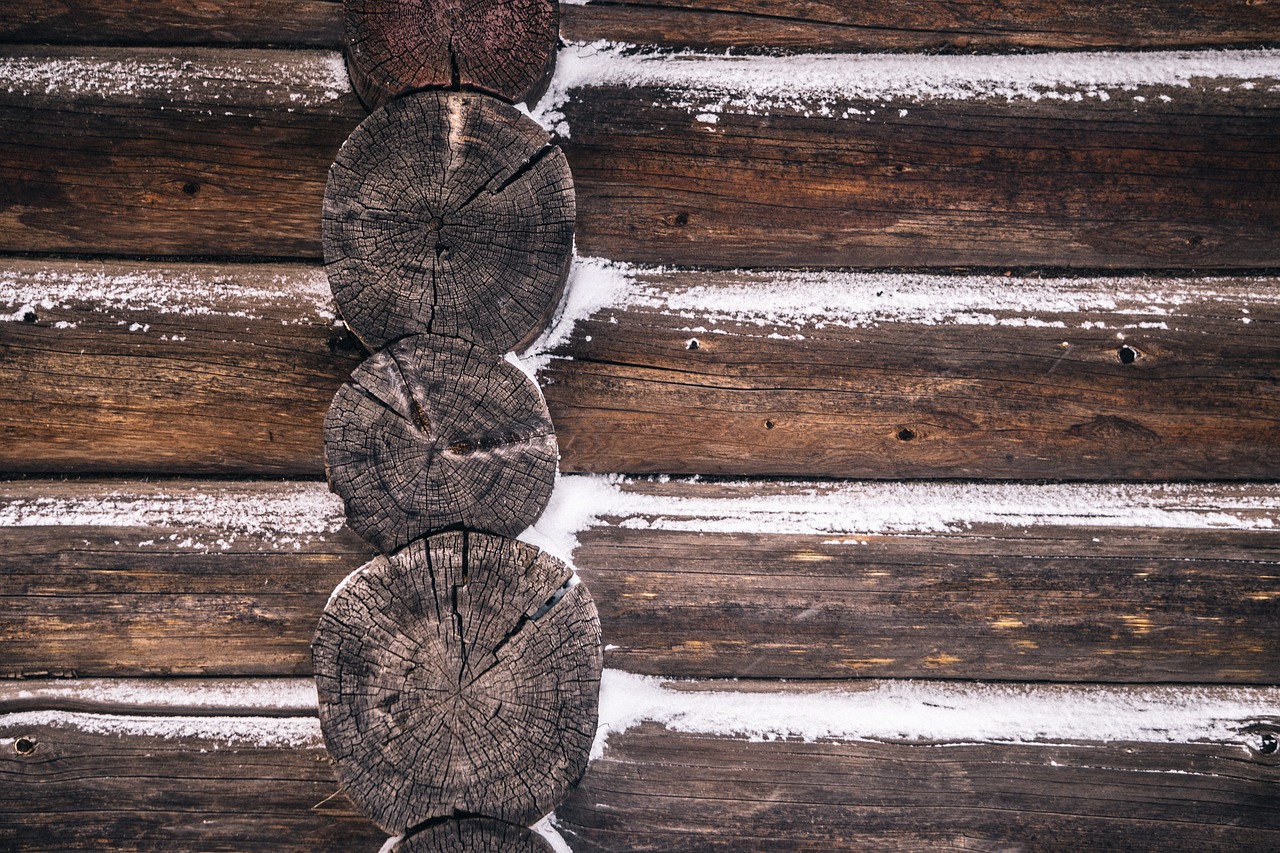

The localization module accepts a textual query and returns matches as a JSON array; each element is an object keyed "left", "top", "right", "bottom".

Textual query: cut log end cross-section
[
  {"left": 324, "top": 334, "right": 558, "bottom": 554},
  {"left": 392, "top": 817, "right": 555, "bottom": 852},
  {"left": 323, "top": 90, "right": 575, "bottom": 354},
  {"left": 345, "top": 0, "right": 559, "bottom": 109},
  {"left": 312, "top": 531, "right": 603, "bottom": 834}
]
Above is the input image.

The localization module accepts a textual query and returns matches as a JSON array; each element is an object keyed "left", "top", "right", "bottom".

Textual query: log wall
[{"left": 2, "top": 1, "right": 1277, "bottom": 849}]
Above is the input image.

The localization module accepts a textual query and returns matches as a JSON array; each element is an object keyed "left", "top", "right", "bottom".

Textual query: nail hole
[
  {"left": 673, "top": 212, "right": 689, "bottom": 227},
  {"left": 1261, "top": 732, "right": 1279, "bottom": 755},
  {"left": 21, "top": 311, "right": 36, "bottom": 324},
  {"left": 1188, "top": 235, "right": 1204, "bottom": 247},
  {"left": 897, "top": 428, "right": 916, "bottom": 441},
  {"left": 765, "top": 420, "right": 775, "bottom": 430},
  {"left": 15, "top": 737, "right": 35, "bottom": 755},
  {"left": 894, "top": 164, "right": 906, "bottom": 173},
  {"left": 1118, "top": 345, "right": 1138, "bottom": 364},
  {"left": 182, "top": 182, "right": 200, "bottom": 196},
  {"left": 685, "top": 338, "right": 700, "bottom": 350}
]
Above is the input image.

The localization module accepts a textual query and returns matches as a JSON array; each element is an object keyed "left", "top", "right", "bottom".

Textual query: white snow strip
[
  {"left": 0, "top": 262, "right": 335, "bottom": 322},
  {"left": 376, "top": 835, "right": 403, "bottom": 853},
  {"left": 0, "top": 710, "right": 322, "bottom": 748},
  {"left": 532, "top": 43, "right": 1280, "bottom": 134},
  {"left": 0, "top": 50, "right": 349, "bottom": 104},
  {"left": 519, "top": 256, "right": 636, "bottom": 374},
  {"left": 4, "top": 679, "right": 317, "bottom": 712},
  {"left": 532, "top": 814, "right": 575, "bottom": 853},
  {"left": 592, "top": 670, "right": 1280, "bottom": 760},
  {"left": 523, "top": 476, "right": 1279, "bottom": 563}
]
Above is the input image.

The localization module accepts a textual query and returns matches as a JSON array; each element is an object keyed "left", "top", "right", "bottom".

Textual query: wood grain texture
[
  {"left": 557, "top": 719, "right": 1280, "bottom": 851},
  {"left": 3, "top": 0, "right": 1277, "bottom": 52},
  {"left": 2, "top": 479, "right": 1277, "bottom": 682},
  {"left": 345, "top": 0, "right": 558, "bottom": 108},
  {"left": 3, "top": 261, "right": 1278, "bottom": 479},
  {"left": 0, "top": 47, "right": 362, "bottom": 258},
  {"left": 559, "top": 0, "right": 1280, "bottom": 52},
  {"left": 393, "top": 819, "right": 554, "bottom": 852},
  {"left": 562, "top": 74, "right": 1280, "bottom": 269},
  {"left": 323, "top": 91, "right": 574, "bottom": 351},
  {"left": 313, "top": 531, "right": 602, "bottom": 831},
  {"left": 325, "top": 335, "right": 558, "bottom": 553},
  {"left": 0, "top": 711, "right": 384, "bottom": 851}
]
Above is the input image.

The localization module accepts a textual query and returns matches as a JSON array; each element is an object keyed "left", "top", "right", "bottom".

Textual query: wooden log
[
  {"left": 557, "top": 677, "right": 1280, "bottom": 851},
  {"left": 323, "top": 90, "right": 574, "bottom": 351},
  {"left": 313, "top": 531, "right": 602, "bottom": 832},
  {"left": 1, "top": 47, "right": 1278, "bottom": 268},
  {"left": 2, "top": 478, "right": 1277, "bottom": 682},
  {"left": 5, "top": 0, "right": 1279, "bottom": 53},
  {"left": 4, "top": 260, "right": 1279, "bottom": 479},
  {"left": 344, "top": 0, "right": 558, "bottom": 109},
  {"left": 325, "top": 335, "right": 557, "bottom": 552},
  {"left": 556, "top": 45, "right": 1280, "bottom": 268},
  {"left": 393, "top": 819, "right": 554, "bottom": 852},
  {"left": 0, "top": 705, "right": 384, "bottom": 851}
]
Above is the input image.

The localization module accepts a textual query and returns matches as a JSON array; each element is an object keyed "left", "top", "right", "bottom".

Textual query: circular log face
[
  {"left": 393, "top": 818, "right": 554, "bottom": 852},
  {"left": 313, "top": 532, "right": 603, "bottom": 833},
  {"left": 324, "top": 334, "right": 557, "bottom": 554},
  {"left": 344, "top": 0, "right": 559, "bottom": 109},
  {"left": 323, "top": 91, "right": 575, "bottom": 353}
]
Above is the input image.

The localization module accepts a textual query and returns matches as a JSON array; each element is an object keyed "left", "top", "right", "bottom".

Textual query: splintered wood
[
  {"left": 322, "top": 91, "right": 574, "bottom": 353},
  {"left": 344, "top": 0, "right": 559, "bottom": 109},
  {"left": 324, "top": 334, "right": 557, "bottom": 553},
  {"left": 312, "top": 532, "right": 602, "bottom": 833}
]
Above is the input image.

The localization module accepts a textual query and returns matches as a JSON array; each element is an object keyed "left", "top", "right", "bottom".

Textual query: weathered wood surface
[
  {"left": 0, "top": 708, "right": 384, "bottom": 851},
  {"left": 324, "top": 91, "right": 574, "bottom": 351},
  {"left": 5, "top": 0, "right": 1279, "bottom": 52},
  {"left": 345, "top": 0, "right": 558, "bottom": 108},
  {"left": 4, "top": 259, "right": 1277, "bottom": 480},
  {"left": 1, "top": 47, "right": 1277, "bottom": 268},
  {"left": 394, "top": 819, "right": 554, "bottom": 852},
  {"left": 559, "top": 697, "right": 1280, "bottom": 851},
  {"left": 314, "top": 532, "right": 601, "bottom": 831},
  {"left": 325, "top": 335, "right": 557, "bottom": 552},
  {"left": 2, "top": 478, "right": 1277, "bottom": 682}
]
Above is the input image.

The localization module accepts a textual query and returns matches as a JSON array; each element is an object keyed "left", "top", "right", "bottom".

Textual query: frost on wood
[
  {"left": 312, "top": 532, "right": 602, "bottom": 833},
  {"left": 324, "top": 334, "right": 557, "bottom": 554},
  {"left": 392, "top": 817, "right": 554, "bottom": 852},
  {"left": 323, "top": 91, "right": 574, "bottom": 352},
  {"left": 345, "top": 0, "right": 558, "bottom": 109}
]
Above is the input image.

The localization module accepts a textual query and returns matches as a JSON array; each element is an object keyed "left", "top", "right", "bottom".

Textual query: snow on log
[
  {"left": 324, "top": 335, "right": 558, "bottom": 553},
  {"left": 344, "top": 0, "right": 558, "bottom": 109},
  {"left": 313, "top": 531, "right": 601, "bottom": 832},
  {"left": 323, "top": 90, "right": 573, "bottom": 352}
]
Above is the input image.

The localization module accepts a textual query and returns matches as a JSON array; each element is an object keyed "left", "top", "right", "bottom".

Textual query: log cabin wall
[{"left": 1, "top": 1, "right": 1279, "bottom": 849}]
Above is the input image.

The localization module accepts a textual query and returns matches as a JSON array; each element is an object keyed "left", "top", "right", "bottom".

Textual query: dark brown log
[
  {"left": 323, "top": 90, "right": 574, "bottom": 352},
  {"left": 345, "top": 0, "right": 558, "bottom": 109},
  {"left": 394, "top": 818, "right": 553, "bottom": 852},
  {"left": 558, "top": 715, "right": 1280, "bottom": 851},
  {"left": 5, "top": 0, "right": 1278, "bottom": 53},
  {"left": 313, "top": 531, "right": 602, "bottom": 832},
  {"left": 560, "top": 0, "right": 1280, "bottom": 52},
  {"left": 2, "top": 479, "right": 1277, "bottom": 682},
  {"left": 562, "top": 64, "right": 1280, "bottom": 268},
  {"left": 3, "top": 260, "right": 1278, "bottom": 480},
  {"left": 324, "top": 335, "right": 557, "bottom": 553},
  {"left": 0, "top": 709, "right": 384, "bottom": 851}
]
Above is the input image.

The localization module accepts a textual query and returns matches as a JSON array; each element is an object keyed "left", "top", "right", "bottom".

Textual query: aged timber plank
[
  {"left": 551, "top": 45, "right": 1280, "bottom": 268},
  {"left": 0, "top": 47, "right": 362, "bottom": 258},
  {"left": 0, "top": 703, "right": 384, "bottom": 851},
  {"left": 1, "top": 47, "right": 1279, "bottom": 267},
  {"left": 5, "top": 0, "right": 1279, "bottom": 53},
  {"left": 559, "top": 673, "right": 1280, "bottom": 851},
  {"left": 2, "top": 478, "right": 1278, "bottom": 681},
  {"left": 3, "top": 259, "right": 1279, "bottom": 479}
]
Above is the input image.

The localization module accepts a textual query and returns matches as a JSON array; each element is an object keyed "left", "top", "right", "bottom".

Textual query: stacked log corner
[{"left": 313, "top": 0, "right": 598, "bottom": 844}]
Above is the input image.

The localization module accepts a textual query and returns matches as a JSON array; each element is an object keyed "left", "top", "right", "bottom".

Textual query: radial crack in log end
[
  {"left": 393, "top": 817, "right": 554, "bottom": 852},
  {"left": 313, "top": 532, "right": 602, "bottom": 833},
  {"left": 324, "top": 334, "right": 558, "bottom": 554},
  {"left": 344, "top": 0, "right": 558, "bottom": 110},
  {"left": 323, "top": 90, "right": 574, "bottom": 354}
]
